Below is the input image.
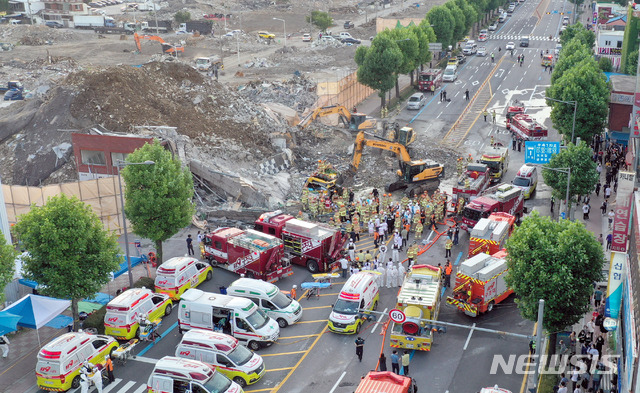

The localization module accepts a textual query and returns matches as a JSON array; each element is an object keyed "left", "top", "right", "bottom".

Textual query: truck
[
  {"left": 468, "top": 212, "right": 515, "bottom": 257},
  {"left": 254, "top": 210, "right": 347, "bottom": 273},
  {"left": 418, "top": 69, "right": 443, "bottom": 92},
  {"left": 202, "top": 228, "right": 293, "bottom": 283},
  {"left": 141, "top": 20, "right": 172, "bottom": 33},
  {"left": 506, "top": 113, "right": 548, "bottom": 141},
  {"left": 136, "top": 1, "right": 160, "bottom": 11},
  {"left": 178, "top": 21, "right": 213, "bottom": 35},
  {"left": 195, "top": 56, "right": 223, "bottom": 72},
  {"left": 355, "top": 372, "right": 417, "bottom": 393},
  {"left": 94, "top": 22, "right": 136, "bottom": 35},
  {"left": 452, "top": 163, "right": 491, "bottom": 204},
  {"left": 461, "top": 183, "right": 524, "bottom": 231},
  {"left": 479, "top": 145, "right": 509, "bottom": 182},
  {"left": 389, "top": 264, "right": 443, "bottom": 351},
  {"left": 74, "top": 15, "right": 116, "bottom": 29},
  {"left": 446, "top": 250, "right": 514, "bottom": 317}
]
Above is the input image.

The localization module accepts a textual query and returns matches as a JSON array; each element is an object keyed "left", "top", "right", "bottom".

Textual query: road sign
[
  {"left": 428, "top": 43, "right": 442, "bottom": 51},
  {"left": 524, "top": 141, "right": 560, "bottom": 164},
  {"left": 389, "top": 309, "right": 406, "bottom": 324}
]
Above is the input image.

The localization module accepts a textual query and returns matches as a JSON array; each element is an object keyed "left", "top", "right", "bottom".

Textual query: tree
[
  {"left": 625, "top": 49, "right": 638, "bottom": 75},
  {"left": 546, "top": 60, "right": 609, "bottom": 143},
  {"left": 355, "top": 35, "right": 403, "bottom": 108},
  {"left": 174, "top": 10, "right": 191, "bottom": 24},
  {"left": 121, "top": 141, "right": 195, "bottom": 263},
  {"left": 541, "top": 142, "right": 599, "bottom": 214},
  {"left": 506, "top": 211, "right": 603, "bottom": 355},
  {"left": 13, "top": 195, "right": 120, "bottom": 328},
  {"left": 427, "top": 6, "right": 455, "bottom": 49},
  {"left": 560, "top": 24, "right": 595, "bottom": 49},
  {"left": 551, "top": 39, "right": 592, "bottom": 83},
  {"left": 413, "top": 22, "right": 434, "bottom": 70},
  {"left": 0, "top": 234, "right": 15, "bottom": 302},
  {"left": 380, "top": 29, "right": 419, "bottom": 96},
  {"left": 598, "top": 56, "right": 613, "bottom": 72},
  {"left": 445, "top": 2, "right": 467, "bottom": 43},
  {"left": 306, "top": 10, "right": 333, "bottom": 32},
  {"left": 455, "top": 0, "right": 479, "bottom": 33}
]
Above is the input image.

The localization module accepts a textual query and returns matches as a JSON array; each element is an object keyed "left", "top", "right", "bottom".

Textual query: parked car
[
  {"left": 488, "top": 23, "right": 498, "bottom": 31},
  {"left": 45, "top": 21, "right": 64, "bottom": 28},
  {"left": 456, "top": 54, "right": 466, "bottom": 64},
  {"left": 341, "top": 37, "right": 361, "bottom": 44},
  {"left": 477, "top": 46, "right": 487, "bottom": 56},
  {"left": 480, "top": 29, "right": 488, "bottom": 35},
  {"left": 302, "top": 33, "right": 312, "bottom": 42},
  {"left": 555, "top": 43, "right": 562, "bottom": 55},
  {"left": 447, "top": 57, "right": 459, "bottom": 66},
  {"left": 562, "top": 16, "right": 570, "bottom": 25},
  {"left": 407, "top": 93, "right": 426, "bottom": 110},
  {"left": 258, "top": 31, "right": 275, "bottom": 39},
  {"left": 344, "top": 20, "right": 354, "bottom": 29},
  {"left": 506, "top": 41, "right": 515, "bottom": 50},
  {"left": 478, "top": 33, "right": 488, "bottom": 42}
]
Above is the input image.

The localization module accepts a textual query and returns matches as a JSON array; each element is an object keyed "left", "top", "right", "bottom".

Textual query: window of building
[
  {"left": 111, "top": 152, "right": 129, "bottom": 166},
  {"left": 81, "top": 150, "right": 106, "bottom": 166},
  {"left": 605, "top": 40, "right": 611, "bottom": 46},
  {"left": 617, "top": 41, "right": 623, "bottom": 48}
]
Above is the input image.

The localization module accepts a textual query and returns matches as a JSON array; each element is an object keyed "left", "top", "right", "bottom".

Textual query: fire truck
[
  {"left": 506, "top": 113, "right": 548, "bottom": 141},
  {"left": 202, "top": 228, "right": 292, "bottom": 282},
  {"left": 452, "top": 163, "right": 491, "bottom": 205},
  {"left": 389, "top": 265, "right": 443, "bottom": 351},
  {"left": 468, "top": 212, "right": 515, "bottom": 257},
  {"left": 418, "top": 69, "right": 443, "bottom": 92},
  {"left": 461, "top": 183, "right": 524, "bottom": 231},
  {"left": 479, "top": 145, "right": 509, "bottom": 182},
  {"left": 254, "top": 211, "right": 346, "bottom": 273},
  {"left": 355, "top": 372, "right": 417, "bottom": 393},
  {"left": 446, "top": 250, "right": 514, "bottom": 317}
]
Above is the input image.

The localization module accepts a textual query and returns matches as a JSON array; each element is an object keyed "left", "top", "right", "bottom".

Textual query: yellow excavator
[
  {"left": 134, "top": 32, "right": 185, "bottom": 55},
  {"left": 345, "top": 131, "right": 444, "bottom": 196},
  {"left": 297, "top": 105, "right": 377, "bottom": 131}
]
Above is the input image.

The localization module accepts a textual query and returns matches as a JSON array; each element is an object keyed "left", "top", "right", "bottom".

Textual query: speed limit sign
[{"left": 389, "top": 309, "right": 406, "bottom": 324}]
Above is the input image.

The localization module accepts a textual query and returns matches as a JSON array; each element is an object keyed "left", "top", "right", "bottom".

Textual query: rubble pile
[
  {"left": 0, "top": 25, "right": 82, "bottom": 45},
  {"left": 238, "top": 75, "right": 317, "bottom": 113}
]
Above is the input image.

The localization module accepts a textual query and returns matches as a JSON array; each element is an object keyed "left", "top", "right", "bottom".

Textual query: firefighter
[
  {"left": 457, "top": 157, "right": 464, "bottom": 176},
  {"left": 356, "top": 250, "right": 365, "bottom": 266},
  {"left": 406, "top": 243, "right": 417, "bottom": 266},
  {"left": 296, "top": 211, "right": 304, "bottom": 220},
  {"left": 467, "top": 154, "right": 473, "bottom": 163},
  {"left": 415, "top": 222, "right": 423, "bottom": 239},
  {"left": 466, "top": 283, "right": 473, "bottom": 302},
  {"left": 444, "top": 261, "right": 452, "bottom": 288},
  {"left": 490, "top": 135, "right": 495, "bottom": 146},
  {"left": 464, "top": 178, "right": 471, "bottom": 189}
]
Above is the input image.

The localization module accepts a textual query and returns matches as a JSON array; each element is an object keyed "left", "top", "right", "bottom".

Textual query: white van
[
  {"left": 148, "top": 356, "right": 243, "bottom": 393},
  {"left": 154, "top": 256, "right": 213, "bottom": 300},
  {"left": 339, "top": 32, "right": 353, "bottom": 40},
  {"left": 443, "top": 65, "right": 458, "bottom": 82},
  {"left": 179, "top": 288, "right": 280, "bottom": 351},
  {"left": 328, "top": 271, "right": 380, "bottom": 334},
  {"left": 226, "top": 278, "right": 302, "bottom": 328},
  {"left": 176, "top": 329, "right": 265, "bottom": 387},
  {"left": 513, "top": 164, "right": 538, "bottom": 199},
  {"left": 104, "top": 288, "right": 173, "bottom": 339},
  {"left": 36, "top": 332, "right": 119, "bottom": 391},
  {"left": 407, "top": 92, "right": 426, "bottom": 110},
  {"left": 499, "top": 12, "right": 507, "bottom": 22}
]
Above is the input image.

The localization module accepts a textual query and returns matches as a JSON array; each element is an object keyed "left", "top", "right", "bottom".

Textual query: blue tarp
[
  {"left": 0, "top": 311, "right": 22, "bottom": 335},
  {"left": 112, "top": 255, "right": 146, "bottom": 279},
  {"left": 45, "top": 314, "right": 73, "bottom": 329},
  {"left": 84, "top": 292, "right": 113, "bottom": 305},
  {"left": 18, "top": 279, "right": 39, "bottom": 289}
]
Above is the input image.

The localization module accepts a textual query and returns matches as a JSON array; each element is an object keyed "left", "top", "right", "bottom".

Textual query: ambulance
[
  {"left": 155, "top": 256, "right": 213, "bottom": 300},
  {"left": 512, "top": 164, "right": 538, "bottom": 199},
  {"left": 328, "top": 271, "right": 380, "bottom": 334},
  {"left": 147, "top": 356, "right": 243, "bottom": 393},
  {"left": 226, "top": 277, "right": 303, "bottom": 328},
  {"left": 178, "top": 288, "right": 280, "bottom": 351},
  {"left": 104, "top": 288, "right": 173, "bottom": 339},
  {"left": 175, "top": 329, "right": 265, "bottom": 387},
  {"left": 36, "top": 332, "right": 119, "bottom": 391}
]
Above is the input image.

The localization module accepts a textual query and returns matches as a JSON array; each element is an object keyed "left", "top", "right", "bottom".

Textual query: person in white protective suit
[
  {"left": 392, "top": 243, "right": 400, "bottom": 264},
  {"left": 386, "top": 261, "right": 393, "bottom": 288},
  {"left": 91, "top": 363, "right": 104, "bottom": 393},
  {"left": 378, "top": 245, "right": 387, "bottom": 263},
  {"left": 389, "top": 264, "right": 399, "bottom": 288},
  {"left": 397, "top": 263, "right": 406, "bottom": 285},
  {"left": 79, "top": 362, "right": 92, "bottom": 393},
  {"left": 363, "top": 261, "right": 371, "bottom": 271},
  {"left": 376, "top": 262, "right": 386, "bottom": 287}
]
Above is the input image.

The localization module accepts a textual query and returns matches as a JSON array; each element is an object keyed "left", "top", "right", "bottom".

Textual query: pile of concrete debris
[
  {"left": 238, "top": 75, "right": 317, "bottom": 113},
  {"left": 0, "top": 25, "right": 83, "bottom": 45}
]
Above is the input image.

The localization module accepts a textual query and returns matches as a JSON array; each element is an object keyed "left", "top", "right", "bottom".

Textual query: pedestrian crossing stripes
[
  {"left": 489, "top": 34, "right": 560, "bottom": 42},
  {"left": 68, "top": 378, "right": 147, "bottom": 393}
]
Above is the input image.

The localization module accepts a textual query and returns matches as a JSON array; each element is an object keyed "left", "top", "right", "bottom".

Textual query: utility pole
[{"left": 532, "top": 299, "right": 545, "bottom": 391}]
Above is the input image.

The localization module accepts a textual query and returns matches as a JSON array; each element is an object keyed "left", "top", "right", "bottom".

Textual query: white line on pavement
[
  {"left": 132, "top": 384, "right": 148, "bottom": 393},
  {"left": 371, "top": 308, "right": 388, "bottom": 334},
  {"left": 131, "top": 355, "right": 159, "bottom": 364},
  {"left": 463, "top": 323, "right": 477, "bottom": 351},
  {"left": 103, "top": 379, "right": 123, "bottom": 393},
  {"left": 426, "top": 230, "right": 434, "bottom": 243},
  {"left": 329, "top": 371, "right": 347, "bottom": 393}
]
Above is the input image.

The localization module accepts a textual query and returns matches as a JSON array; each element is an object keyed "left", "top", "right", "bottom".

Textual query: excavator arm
[
  {"left": 297, "top": 105, "right": 352, "bottom": 129},
  {"left": 134, "top": 33, "right": 184, "bottom": 54},
  {"left": 350, "top": 131, "right": 412, "bottom": 171}
]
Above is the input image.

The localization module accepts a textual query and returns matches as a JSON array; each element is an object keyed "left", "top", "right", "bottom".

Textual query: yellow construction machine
[
  {"left": 345, "top": 131, "right": 444, "bottom": 196},
  {"left": 297, "top": 105, "right": 377, "bottom": 131}
]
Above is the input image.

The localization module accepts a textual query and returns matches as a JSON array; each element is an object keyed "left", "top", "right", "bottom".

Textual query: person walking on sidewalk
[
  {"left": 608, "top": 210, "right": 615, "bottom": 229},
  {"left": 354, "top": 336, "right": 365, "bottom": 362},
  {"left": 582, "top": 203, "right": 590, "bottom": 220},
  {"left": 594, "top": 287, "right": 603, "bottom": 307},
  {"left": 378, "top": 353, "right": 387, "bottom": 371},
  {"left": 595, "top": 181, "right": 601, "bottom": 196},
  {"left": 465, "top": 89, "right": 470, "bottom": 101},
  {"left": 604, "top": 185, "right": 612, "bottom": 200},
  {"left": 600, "top": 200, "right": 607, "bottom": 215}
]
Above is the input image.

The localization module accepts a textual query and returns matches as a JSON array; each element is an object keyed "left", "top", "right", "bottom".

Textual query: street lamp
[
  {"left": 545, "top": 97, "right": 577, "bottom": 144},
  {"left": 273, "top": 17, "right": 286, "bottom": 47},
  {"left": 542, "top": 166, "right": 572, "bottom": 220},
  {"left": 116, "top": 160, "right": 155, "bottom": 287}
]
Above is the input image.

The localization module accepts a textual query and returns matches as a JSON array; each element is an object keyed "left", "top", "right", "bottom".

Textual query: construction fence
[
  {"left": 316, "top": 70, "right": 376, "bottom": 111},
  {"left": 2, "top": 177, "right": 126, "bottom": 235}
]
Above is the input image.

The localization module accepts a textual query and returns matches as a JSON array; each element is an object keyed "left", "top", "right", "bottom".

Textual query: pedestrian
[
  {"left": 401, "top": 350, "right": 410, "bottom": 375},
  {"left": 348, "top": 240, "right": 356, "bottom": 261},
  {"left": 595, "top": 181, "right": 601, "bottom": 196},
  {"left": 392, "top": 242, "right": 400, "bottom": 263},
  {"left": 517, "top": 138, "right": 522, "bottom": 152},
  {"left": 453, "top": 224, "right": 460, "bottom": 245},
  {"left": 604, "top": 185, "right": 612, "bottom": 200},
  {"left": 582, "top": 203, "right": 590, "bottom": 220},
  {"left": 593, "top": 287, "right": 603, "bottom": 307},
  {"left": 550, "top": 197, "right": 555, "bottom": 214},
  {"left": 600, "top": 200, "right": 607, "bottom": 215},
  {"left": 379, "top": 353, "right": 387, "bottom": 371},
  {"left": 558, "top": 382, "right": 568, "bottom": 393},
  {"left": 483, "top": 110, "right": 488, "bottom": 122},
  {"left": 391, "top": 350, "right": 400, "bottom": 374},
  {"left": 105, "top": 355, "right": 115, "bottom": 384},
  {"left": 186, "top": 234, "right": 194, "bottom": 256},
  {"left": 608, "top": 209, "right": 615, "bottom": 229},
  {"left": 560, "top": 340, "right": 568, "bottom": 355},
  {"left": 445, "top": 236, "right": 453, "bottom": 258},
  {"left": 355, "top": 336, "right": 365, "bottom": 362},
  {"left": 491, "top": 53, "right": 495, "bottom": 63},
  {"left": 197, "top": 230, "right": 203, "bottom": 245},
  {"left": 0, "top": 335, "right": 9, "bottom": 358},
  {"left": 465, "top": 89, "right": 470, "bottom": 101},
  {"left": 570, "top": 366, "right": 580, "bottom": 392},
  {"left": 492, "top": 110, "right": 497, "bottom": 124},
  {"left": 512, "top": 134, "right": 517, "bottom": 150},
  {"left": 440, "top": 90, "right": 443, "bottom": 102},
  {"left": 549, "top": 64, "right": 553, "bottom": 73},
  {"left": 443, "top": 90, "right": 447, "bottom": 101},
  {"left": 529, "top": 339, "right": 536, "bottom": 357},
  {"left": 592, "top": 364, "right": 602, "bottom": 392},
  {"left": 444, "top": 261, "right": 452, "bottom": 288},
  {"left": 606, "top": 233, "right": 612, "bottom": 250},
  {"left": 340, "top": 257, "right": 349, "bottom": 278}
]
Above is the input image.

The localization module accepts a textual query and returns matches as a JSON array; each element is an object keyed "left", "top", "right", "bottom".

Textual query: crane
[
  {"left": 133, "top": 33, "right": 185, "bottom": 55},
  {"left": 346, "top": 131, "right": 444, "bottom": 196}
]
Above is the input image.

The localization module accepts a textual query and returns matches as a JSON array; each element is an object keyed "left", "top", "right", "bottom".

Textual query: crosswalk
[
  {"left": 489, "top": 34, "right": 560, "bottom": 42},
  {"left": 68, "top": 378, "right": 147, "bottom": 393}
]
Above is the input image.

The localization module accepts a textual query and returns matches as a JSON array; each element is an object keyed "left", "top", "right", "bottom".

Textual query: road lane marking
[
  {"left": 119, "top": 381, "right": 136, "bottom": 392},
  {"left": 295, "top": 319, "right": 329, "bottom": 323},
  {"left": 454, "top": 252, "right": 463, "bottom": 266},
  {"left": 304, "top": 305, "right": 332, "bottom": 310},
  {"left": 102, "top": 378, "right": 123, "bottom": 393},
  {"left": 137, "top": 320, "right": 178, "bottom": 356},
  {"left": 426, "top": 230, "right": 434, "bottom": 243},
  {"left": 371, "top": 308, "right": 387, "bottom": 334},
  {"left": 265, "top": 367, "right": 294, "bottom": 372},
  {"left": 279, "top": 333, "right": 321, "bottom": 339},
  {"left": 317, "top": 292, "right": 340, "bottom": 297},
  {"left": 132, "top": 385, "right": 148, "bottom": 393},
  {"left": 261, "top": 350, "right": 306, "bottom": 357},
  {"left": 463, "top": 323, "right": 476, "bottom": 350},
  {"left": 245, "top": 388, "right": 275, "bottom": 393},
  {"left": 329, "top": 371, "right": 347, "bottom": 393},
  {"left": 131, "top": 355, "right": 160, "bottom": 364}
]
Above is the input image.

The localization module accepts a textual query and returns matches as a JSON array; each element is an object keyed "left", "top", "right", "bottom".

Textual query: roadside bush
[
  {"left": 598, "top": 57, "right": 613, "bottom": 72},
  {"left": 82, "top": 305, "right": 107, "bottom": 335},
  {"left": 132, "top": 276, "right": 155, "bottom": 291}
]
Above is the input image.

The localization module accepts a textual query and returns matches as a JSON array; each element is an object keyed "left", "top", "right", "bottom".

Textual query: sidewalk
[{"left": 357, "top": 74, "right": 413, "bottom": 118}]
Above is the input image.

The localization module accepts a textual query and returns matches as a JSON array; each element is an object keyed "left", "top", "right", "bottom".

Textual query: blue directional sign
[{"left": 524, "top": 141, "right": 561, "bottom": 164}]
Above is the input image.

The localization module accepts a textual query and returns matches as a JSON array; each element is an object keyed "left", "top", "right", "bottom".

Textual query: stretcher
[
  {"left": 301, "top": 282, "right": 331, "bottom": 299},
  {"left": 112, "top": 339, "right": 138, "bottom": 364}
]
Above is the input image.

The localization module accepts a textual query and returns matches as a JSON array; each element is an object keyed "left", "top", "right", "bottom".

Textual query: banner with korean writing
[
  {"left": 524, "top": 141, "right": 560, "bottom": 165},
  {"left": 605, "top": 252, "right": 626, "bottom": 321},
  {"left": 612, "top": 172, "right": 635, "bottom": 252}
]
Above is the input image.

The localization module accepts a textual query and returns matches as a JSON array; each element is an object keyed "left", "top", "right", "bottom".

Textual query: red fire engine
[
  {"left": 468, "top": 212, "right": 515, "bottom": 257},
  {"left": 452, "top": 163, "right": 491, "bottom": 204},
  {"left": 418, "top": 69, "right": 443, "bottom": 92},
  {"left": 461, "top": 183, "right": 524, "bottom": 231},
  {"left": 254, "top": 211, "right": 347, "bottom": 273},
  {"left": 355, "top": 372, "right": 417, "bottom": 393},
  {"left": 447, "top": 250, "right": 514, "bottom": 317},
  {"left": 202, "top": 228, "right": 292, "bottom": 282},
  {"left": 506, "top": 113, "right": 548, "bottom": 141}
]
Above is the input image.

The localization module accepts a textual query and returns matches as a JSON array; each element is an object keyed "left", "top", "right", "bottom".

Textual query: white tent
[{"left": 3, "top": 294, "right": 71, "bottom": 346}]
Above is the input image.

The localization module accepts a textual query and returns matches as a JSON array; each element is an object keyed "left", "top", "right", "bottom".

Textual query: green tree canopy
[
  {"left": 13, "top": 195, "right": 120, "bottom": 327},
  {"left": 551, "top": 38, "right": 592, "bottom": 83},
  {"left": 541, "top": 142, "right": 599, "bottom": 207},
  {"left": 306, "top": 10, "right": 333, "bottom": 32},
  {"left": 427, "top": 6, "right": 455, "bottom": 48},
  {"left": 456, "top": 0, "right": 479, "bottom": 30},
  {"left": 121, "top": 141, "right": 195, "bottom": 262},
  {"left": 506, "top": 211, "right": 602, "bottom": 353},
  {"left": 598, "top": 56, "right": 613, "bottom": 72},
  {"left": 445, "top": 2, "right": 467, "bottom": 43},
  {"left": 547, "top": 59, "right": 609, "bottom": 143},
  {"left": 625, "top": 49, "right": 638, "bottom": 75},
  {"left": 0, "top": 234, "right": 15, "bottom": 303},
  {"left": 380, "top": 28, "right": 419, "bottom": 75},
  {"left": 355, "top": 35, "right": 403, "bottom": 107},
  {"left": 174, "top": 10, "right": 191, "bottom": 24},
  {"left": 560, "top": 24, "right": 595, "bottom": 49}
]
